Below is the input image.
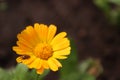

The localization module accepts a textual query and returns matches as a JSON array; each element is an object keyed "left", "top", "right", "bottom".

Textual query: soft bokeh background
[{"left": 0, "top": 0, "right": 120, "bottom": 80}]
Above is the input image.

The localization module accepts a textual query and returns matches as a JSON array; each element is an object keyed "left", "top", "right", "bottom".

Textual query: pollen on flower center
[{"left": 34, "top": 43, "right": 53, "bottom": 60}]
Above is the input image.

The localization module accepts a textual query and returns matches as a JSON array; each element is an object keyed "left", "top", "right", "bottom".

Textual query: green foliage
[
  {"left": 12, "top": 63, "right": 28, "bottom": 80},
  {"left": 94, "top": 0, "right": 120, "bottom": 25},
  {"left": 94, "top": 0, "right": 110, "bottom": 12},
  {"left": 0, "top": 68, "right": 11, "bottom": 80},
  {"left": 0, "top": 63, "right": 49, "bottom": 80},
  {"left": 109, "top": 0, "right": 120, "bottom": 5},
  {"left": 79, "top": 73, "right": 96, "bottom": 80}
]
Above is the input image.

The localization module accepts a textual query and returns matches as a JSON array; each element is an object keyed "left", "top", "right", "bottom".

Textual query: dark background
[{"left": 0, "top": 0, "right": 120, "bottom": 80}]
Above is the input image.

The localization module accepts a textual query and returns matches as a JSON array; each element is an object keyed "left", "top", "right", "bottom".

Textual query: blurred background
[{"left": 0, "top": 0, "right": 120, "bottom": 80}]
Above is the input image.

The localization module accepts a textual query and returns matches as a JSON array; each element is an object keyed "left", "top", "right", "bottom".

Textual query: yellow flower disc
[{"left": 34, "top": 43, "right": 53, "bottom": 60}]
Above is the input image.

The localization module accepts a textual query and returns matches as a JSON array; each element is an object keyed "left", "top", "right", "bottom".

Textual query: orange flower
[{"left": 13, "top": 23, "right": 71, "bottom": 74}]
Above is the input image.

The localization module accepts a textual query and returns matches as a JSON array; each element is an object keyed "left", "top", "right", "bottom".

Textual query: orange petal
[
  {"left": 41, "top": 60, "right": 49, "bottom": 69},
  {"left": 28, "top": 58, "right": 41, "bottom": 69},
  {"left": 13, "top": 46, "right": 31, "bottom": 55},
  {"left": 16, "top": 57, "right": 23, "bottom": 63},
  {"left": 50, "top": 58, "right": 62, "bottom": 67},
  {"left": 53, "top": 47, "right": 71, "bottom": 56},
  {"left": 53, "top": 55, "right": 67, "bottom": 59},
  {"left": 36, "top": 67, "right": 44, "bottom": 74},
  {"left": 48, "top": 58, "right": 58, "bottom": 71},
  {"left": 22, "top": 26, "right": 39, "bottom": 46},
  {"left": 47, "top": 25, "right": 57, "bottom": 43},
  {"left": 17, "top": 35, "right": 34, "bottom": 49},
  {"left": 50, "top": 32, "right": 67, "bottom": 45},
  {"left": 16, "top": 41, "right": 32, "bottom": 52},
  {"left": 34, "top": 24, "right": 48, "bottom": 42},
  {"left": 52, "top": 38, "right": 70, "bottom": 51}
]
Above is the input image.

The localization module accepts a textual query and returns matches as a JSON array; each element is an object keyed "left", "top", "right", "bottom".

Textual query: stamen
[{"left": 34, "top": 43, "right": 53, "bottom": 60}]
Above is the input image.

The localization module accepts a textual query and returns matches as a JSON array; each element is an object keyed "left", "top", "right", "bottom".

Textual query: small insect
[{"left": 21, "top": 55, "right": 30, "bottom": 59}]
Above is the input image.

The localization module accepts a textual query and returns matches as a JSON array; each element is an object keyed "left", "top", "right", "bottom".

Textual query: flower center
[{"left": 34, "top": 43, "right": 53, "bottom": 60}]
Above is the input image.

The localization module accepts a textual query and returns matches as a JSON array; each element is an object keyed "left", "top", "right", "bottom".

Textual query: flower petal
[
  {"left": 47, "top": 25, "right": 57, "bottom": 43},
  {"left": 16, "top": 41, "right": 32, "bottom": 52},
  {"left": 17, "top": 33, "right": 36, "bottom": 48},
  {"left": 22, "top": 56, "right": 35, "bottom": 65},
  {"left": 34, "top": 23, "right": 48, "bottom": 42},
  {"left": 41, "top": 60, "right": 49, "bottom": 69},
  {"left": 20, "top": 26, "right": 39, "bottom": 46},
  {"left": 50, "top": 32, "right": 67, "bottom": 46},
  {"left": 13, "top": 46, "right": 31, "bottom": 55},
  {"left": 28, "top": 58, "right": 41, "bottom": 69},
  {"left": 53, "top": 47, "right": 71, "bottom": 56},
  {"left": 53, "top": 55, "right": 68, "bottom": 59},
  {"left": 50, "top": 58, "right": 62, "bottom": 67},
  {"left": 52, "top": 38, "right": 70, "bottom": 51},
  {"left": 37, "top": 67, "right": 44, "bottom": 74},
  {"left": 48, "top": 58, "right": 58, "bottom": 71},
  {"left": 16, "top": 56, "right": 23, "bottom": 63}
]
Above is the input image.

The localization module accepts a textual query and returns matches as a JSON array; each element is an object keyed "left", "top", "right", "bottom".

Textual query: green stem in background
[{"left": 36, "top": 74, "right": 40, "bottom": 80}]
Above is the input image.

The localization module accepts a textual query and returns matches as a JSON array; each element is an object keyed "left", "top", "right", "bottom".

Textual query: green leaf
[
  {"left": 12, "top": 63, "right": 29, "bottom": 80},
  {"left": 93, "top": 0, "right": 110, "bottom": 16},
  {"left": 109, "top": 10, "right": 120, "bottom": 24},
  {"left": 26, "top": 69, "right": 40, "bottom": 80},
  {"left": 109, "top": 0, "right": 120, "bottom": 5},
  {"left": 94, "top": 0, "right": 110, "bottom": 10},
  {"left": 59, "top": 39, "right": 78, "bottom": 80},
  {"left": 79, "top": 73, "right": 96, "bottom": 80},
  {"left": 60, "top": 72, "right": 80, "bottom": 80},
  {"left": 0, "top": 68, "right": 11, "bottom": 80}
]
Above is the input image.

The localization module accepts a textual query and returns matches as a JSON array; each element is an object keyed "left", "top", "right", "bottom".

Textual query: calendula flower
[{"left": 13, "top": 23, "right": 71, "bottom": 74}]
